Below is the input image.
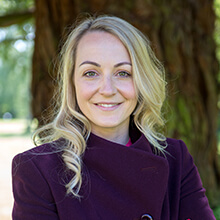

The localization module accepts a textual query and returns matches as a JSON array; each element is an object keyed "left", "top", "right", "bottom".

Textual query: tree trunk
[{"left": 32, "top": 0, "right": 220, "bottom": 206}]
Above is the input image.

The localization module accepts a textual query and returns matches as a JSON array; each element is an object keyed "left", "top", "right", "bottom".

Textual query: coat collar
[
  {"left": 87, "top": 125, "right": 153, "bottom": 154},
  {"left": 83, "top": 127, "right": 169, "bottom": 219}
]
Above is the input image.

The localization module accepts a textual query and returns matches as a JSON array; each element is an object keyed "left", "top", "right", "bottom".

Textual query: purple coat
[{"left": 12, "top": 129, "right": 215, "bottom": 220}]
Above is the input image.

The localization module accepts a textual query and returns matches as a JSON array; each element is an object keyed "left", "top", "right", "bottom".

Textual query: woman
[{"left": 12, "top": 15, "right": 215, "bottom": 220}]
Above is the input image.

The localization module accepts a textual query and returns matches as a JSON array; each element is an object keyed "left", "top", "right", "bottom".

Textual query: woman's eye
[
  {"left": 84, "top": 71, "right": 97, "bottom": 77},
  {"left": 117, "top": 71, "right": 131, "bottom": 77}
]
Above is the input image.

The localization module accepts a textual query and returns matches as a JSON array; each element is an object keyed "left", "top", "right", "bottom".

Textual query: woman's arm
[
  {"left": 12, "top": 153, "right": 59, "bottom": 220},
  {"left": 178, "top": 140, "right": 216, "bottom": 220}
]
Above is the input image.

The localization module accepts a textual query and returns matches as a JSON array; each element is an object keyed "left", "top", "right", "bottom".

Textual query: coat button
[{"left": 141, "top": 214, "right": 153, "bottom": 220}]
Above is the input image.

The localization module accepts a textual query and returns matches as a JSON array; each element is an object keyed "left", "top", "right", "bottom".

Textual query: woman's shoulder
[
  {"left": 15, "top": 139, "right": 62, "bottom": 155},
  {"left": 12, "top": 139, "right": 65, "bottom": 171},
  {"left": 164, "top": 137, "right": 192, "bottom": 162},
  {"left": 165, "top": 137, "right": 189, "bottom": 152}
]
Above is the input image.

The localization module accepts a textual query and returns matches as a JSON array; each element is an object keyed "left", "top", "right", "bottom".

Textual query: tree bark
[
  {"left": 0, "top": 8, "right": 34, "bottom": 27},
  {"left": 151, "top": 0, "right": 220, "bottom": 206},
  {"left": 32, "top": 0, "right": 220, "bottom": 206}
]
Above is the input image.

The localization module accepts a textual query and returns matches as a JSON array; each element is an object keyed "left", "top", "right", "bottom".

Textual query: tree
[
  {"left": 0, "top": 0, "right": 34, "bottom": 118},
  {"left": 31, "top": 0, "right": 219, "bottom": 206}
]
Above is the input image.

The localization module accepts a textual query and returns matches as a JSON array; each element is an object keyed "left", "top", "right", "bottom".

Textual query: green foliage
[
  {"left": 0, "top": 0, "right": 34, "bottom": 15},
  {"left": 0, "top": 0, "right": 34, "bottom": 118},
  {"left": 0, "top": 25, "right": 34, "bottom": 118},
  {"left": 213, "top": 206, "right": 220, "bottom": 220}
]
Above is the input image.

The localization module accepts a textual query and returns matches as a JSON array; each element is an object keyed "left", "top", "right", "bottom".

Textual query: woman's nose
[{"left": 99, "top": 75, "right": 117, "bottom": 96}]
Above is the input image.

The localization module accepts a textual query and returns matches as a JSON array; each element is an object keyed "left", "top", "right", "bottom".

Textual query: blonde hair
[{"left": 33, "top": 15, "right": 167, "bottom": 198}]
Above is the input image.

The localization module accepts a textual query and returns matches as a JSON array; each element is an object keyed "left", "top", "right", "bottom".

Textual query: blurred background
[{"left": 0, "top": 0, "right": 220, "bottom": 219}]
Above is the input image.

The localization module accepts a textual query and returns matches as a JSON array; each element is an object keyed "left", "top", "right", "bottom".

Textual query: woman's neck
[{"left": 91, "top": 127, "right": 130, "bottom": 145}]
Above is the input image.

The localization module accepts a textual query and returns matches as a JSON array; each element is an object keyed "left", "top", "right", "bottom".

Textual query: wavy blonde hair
[{"left": 33, "top": 15, "right": 167, "bottom": 198}]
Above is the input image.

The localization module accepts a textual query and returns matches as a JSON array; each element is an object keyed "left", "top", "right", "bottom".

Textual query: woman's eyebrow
[
  {"left": 79, "top": 61, "right": 132, "bottom": 67},
  {"left": 114, "top": 62, "right": 132, "bottom": 67},
  {"left": 79, "top": 61, "right": 101, "bottom": 67}
]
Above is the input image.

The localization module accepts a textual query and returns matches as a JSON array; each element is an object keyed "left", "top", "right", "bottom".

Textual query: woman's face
[{"left": 74, "top": 31, "right": 137, "bottom": 136}]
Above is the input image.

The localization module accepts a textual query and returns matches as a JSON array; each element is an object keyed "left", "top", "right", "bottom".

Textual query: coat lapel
[{"left": 81, "top": 133, "right": 169, "bottom": 220}]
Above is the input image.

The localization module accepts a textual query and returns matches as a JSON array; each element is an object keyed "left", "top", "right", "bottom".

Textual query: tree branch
[
  {"left": 0, "top": 36, "right": 29, "bottom": 44},
  {"left": 0, "top": 8, "right": 35, "bottom": 27}
]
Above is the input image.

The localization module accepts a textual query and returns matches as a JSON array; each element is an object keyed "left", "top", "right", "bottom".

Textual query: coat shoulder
[
  {"left": 164, "top": 138, "right": 190, "bottom": 160},
  {"left": 12, "top": 139, "right": 65, "bottom": 176},
  {"left": 161, "top": 138, "right": 194, "bottom": 177}
]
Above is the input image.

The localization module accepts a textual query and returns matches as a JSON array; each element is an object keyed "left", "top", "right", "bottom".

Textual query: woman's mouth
[
  {"left": 95, "top": 103, "right": 121, "bottom": 110},
  {"left": 96, "top": 103, "right": 118, "bottom": 107}
]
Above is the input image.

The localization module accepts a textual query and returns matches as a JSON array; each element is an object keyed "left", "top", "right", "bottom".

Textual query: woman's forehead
[{"left": 75, "top": 31, "right": 131, "bottom": 66}]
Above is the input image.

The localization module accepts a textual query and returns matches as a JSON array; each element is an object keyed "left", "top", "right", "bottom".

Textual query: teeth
[{"left": 97, "top": 103, "right": 117, "bottom": 107}]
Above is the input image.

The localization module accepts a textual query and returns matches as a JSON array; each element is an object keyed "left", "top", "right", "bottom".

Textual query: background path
[{"left": 0, "top": 120, "right": 34, "bottom": 220}]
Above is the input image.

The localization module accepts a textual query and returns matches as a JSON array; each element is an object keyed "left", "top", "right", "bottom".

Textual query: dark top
[{"left": 12, "top": 128, "right": 215, "bottom": 220}]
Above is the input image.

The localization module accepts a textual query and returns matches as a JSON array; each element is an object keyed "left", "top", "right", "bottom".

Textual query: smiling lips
[{"left": 95, "top": 103, "right": 121, "bottom": 110}]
